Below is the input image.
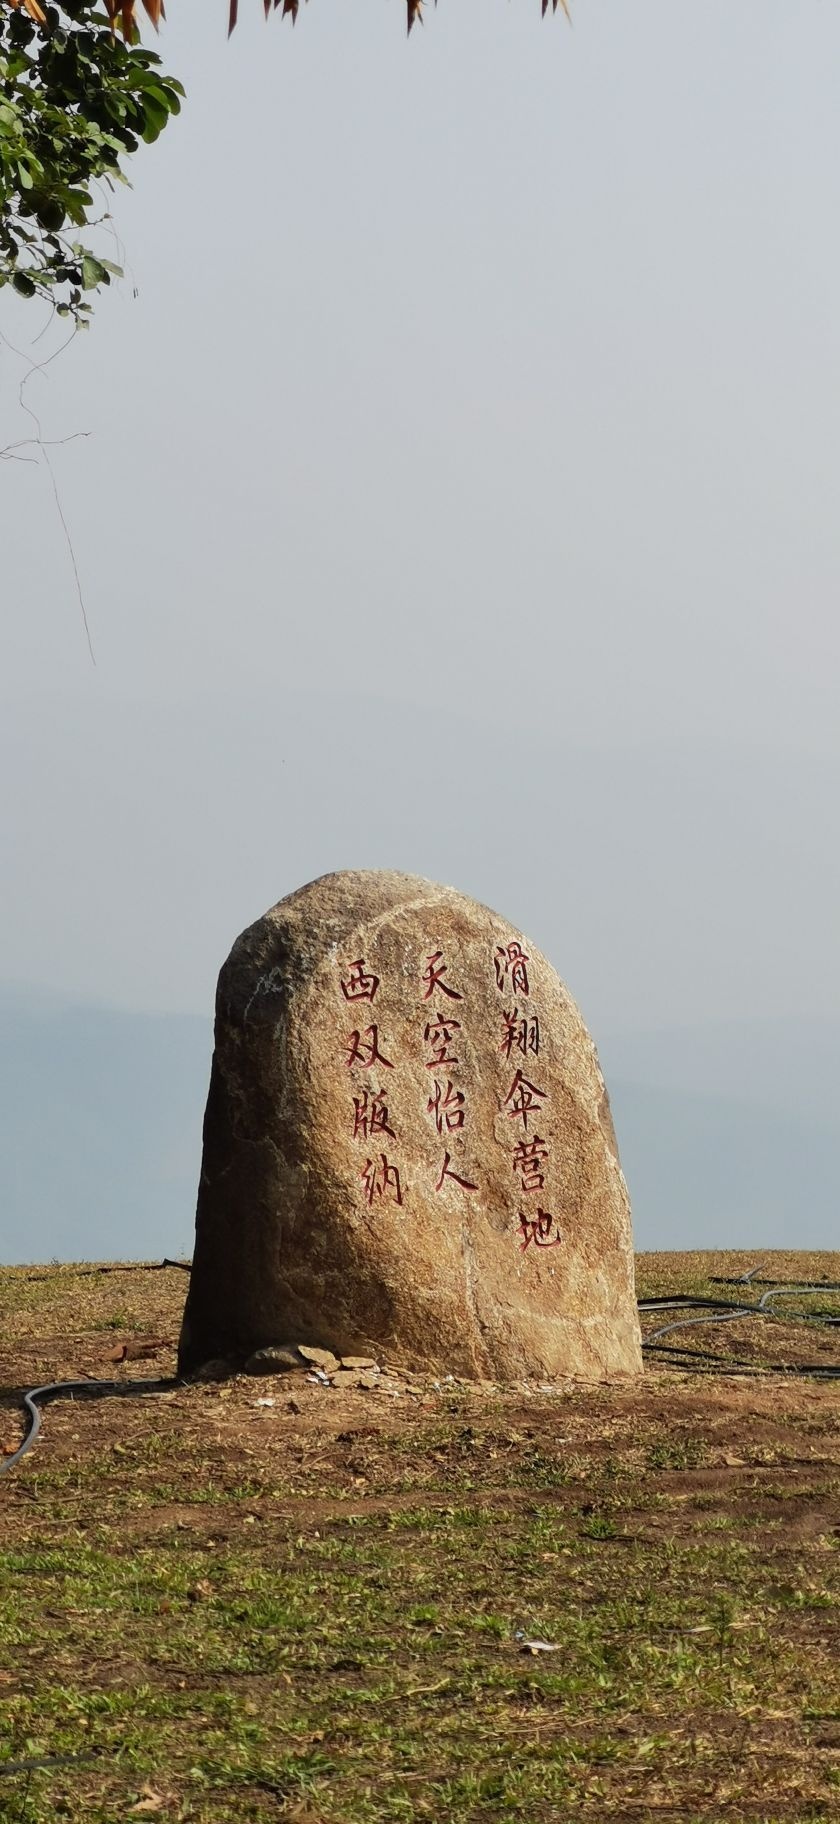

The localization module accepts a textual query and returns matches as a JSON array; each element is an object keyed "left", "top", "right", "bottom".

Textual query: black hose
[{"left": 0, "top": 1377, "right": 180, "bottom": 1480}]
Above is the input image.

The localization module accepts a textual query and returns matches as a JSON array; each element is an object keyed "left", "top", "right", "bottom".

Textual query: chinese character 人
[
  {"left": 494, "top": 941, "right": 530, "bottom": 998},
  {"left": 512, "top": 1135, "right": 549, "bottom": 1193},
  {"left": 499, "top": 1006, "right": 540, "bottom": 1060},
  {"left": 421, "top": 951, "right": 463, "bottom": 1002},
  {"left": 341, "top": 957, "right": 380, "bottom": 1004},
  {"left": 519, "top": 1208, "right": 561, "bottom": 1251},
  {"left": 360, "top": 1153, "right": 403, "bottom": 1207},
  {"left": 424, "top": 1014, "right": 461, "bottom": 1070},
  {"left": 344, "top": 1024, "right": 394, "bottom": 1070},
  {"left": 427, "top": 1079, "right": 466, "bottom": 1135},
  {"left": 434, "top": 1150, "right": 478, "bottom": 1194},
  {"left": 353, "top": 1088, "right": 395, "bottom": 1142},
  {"left": 503, "top": 1069, "right": 547, "bottom": 1130}
]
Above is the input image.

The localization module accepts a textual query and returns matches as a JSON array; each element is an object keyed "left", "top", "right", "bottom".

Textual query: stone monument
[{"left": 178, "top": 871, "right": 641, "bottom": 1382}]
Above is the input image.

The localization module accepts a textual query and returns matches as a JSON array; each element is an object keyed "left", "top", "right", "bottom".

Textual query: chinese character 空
[
  {"left": 502, "top": 1069, "right": 547, "bottom": 1130},
  {"left": 511, "top": 1135, "right": 549, "bottom": 1194},
  {"left": 421, "top": 951, "right": 463, "bottom": 1002},
  {"left": 341, "top": 958, "right": 380, "bottom": 1004},
  {"left": 499, "top": 1006, "right": 540, "bottom": 1060},
  {"left": 352, "top": 1088, "right": 395, "bottom": 1142},
  {"left": 427, "top": 1079, "right": 466, "bottom": 1134},
  {"left": 519, "top": 1208, "right": 561, "bottom": 1251},
  {"left": 344, "top": 1024, "right": 394, "bottom": 1070},
  {"left": 434, "top": 1151, "right": 478, "bottom": 1194},
  {"left": 424, "top": 1014, "right": 461, "bottom": 1070},
  {"left": 360, "top": 1153, "right": 403, "bottom": 1207},
  {"left": 494, "top": 941, "right": 530, "bottom": 998}
]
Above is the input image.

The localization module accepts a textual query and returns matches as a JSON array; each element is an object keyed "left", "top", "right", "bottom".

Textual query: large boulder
[{"left": 178, "top": 871, "right": 641, "bottom": 1383}]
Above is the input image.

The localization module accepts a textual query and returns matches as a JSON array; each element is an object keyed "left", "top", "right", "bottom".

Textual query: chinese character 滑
[
  {"left": 421, "top": 950, "right": 463, "bottom": 1002},
  {"left": 424, "top": 1014, "right": 461, "bottom": 1070},
  {"left": 502, "top": 1069, "right": 547, "bottom": 1130},
  {"left": 427, "top": 1079, "right": 466, "bottom": 1135},
  {"left": 499, "top": 1006, "right": 540, "bottom": 1060},
  {"left": 360, "top": 1153, "right": 403, "bottom": 1207},
  {"left": 353, "top": 1088, "right": 395, "bottom": 1142},
  {"left": 511, "top": 1134, "right": 549, "bottom": 1193},
  {"left": 344, "top": 1024, "right": 394, "bottom": 1070},
  {"left": 341, "top": 958, "right": 380, "bottom": 1004},
  {"left": 434, "top": 1150, "right": 478, "bottom": 1194},
  {"left": 519, "top": 1208, "right": 561, "bottom": 1251},
  {"left": 494, "top": 941, "right": 530, "bottom": 998}
]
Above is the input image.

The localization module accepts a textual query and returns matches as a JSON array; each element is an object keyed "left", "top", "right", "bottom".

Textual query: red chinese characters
[
  {"left": 360, "top": 1154, "right": 403, "bottom": 1207},
  {"left": 502, "top": 1069, "right": 547, "bottom": 1130},
  {"left": 427, "top": 1079, "right": 466, "bottom": 1134},
  {"left": 352, "top": 1088, "right": 395, "bottom": 1142},
  {"left": 511, "top": 1135, "right": 549, "bottom": 1194},
  {"left": 494, "top": 941, "right": 530, "bottom": 998},
  {"left": 499, "top": 1006, "right": 540, "bottom": 1060},
  {"left": 518, "top": 1208, "right": 561, "bottom": 1251},
  {"left": 422, "top": 950, "right": 463, "bottom": 1002},
  {"left": 344, "top": 1024, "right": 394, "bottom": 1071},
  {"left": 341, "top": 958, "right": 380, "bottom": 1004},
  {"left": 424, "top": 1014, "right": 461, "bottom": 1070},
  {"left": 435, "top": 1151, "right": 477, "bottom": 1194}
]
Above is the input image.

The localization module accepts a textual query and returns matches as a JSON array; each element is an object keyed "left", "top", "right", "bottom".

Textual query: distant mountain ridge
[{"left": 0, "top": 989, "right": 837, "bottom": 1262}]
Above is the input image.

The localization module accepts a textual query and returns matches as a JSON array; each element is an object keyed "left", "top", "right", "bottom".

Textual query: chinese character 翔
[
  {"left": 353, "top": 1088, "right": 395, "bottom": 1142},
  {"left": 499, "top": 1006, "right": 540, "bottom": 1060},
  {"left": 434, "top": 1150, "right": 477, "bottom": 1194},
  {"left": 424, "top": 1014, "right": 461, "bottom": 1070},
  {"left": 344, "top": 1024, "right": 394, "bottom": 1070},
  {"left": 502, "top": 1069, "right": 547, "bottom": 1130},
  {"left": 511, "top": 1134, "right": 549, "bottom": 1194},
  {"left": 427, "top": 1079, "right": 466, "bottom": 1135},
  {"left": 360, "top": 1153, "right": 403, "bottom": 1207},
  {"left": 341, "top": 958, "right": 380, "bottom": 1004},
  {"left": 421, "top": 950, "right": 463, "bottom": 1002},
  {"left": 519, "top": 1208, "right": 561, "bottom": 1251},
  {"left": 494, "top": 941, "right": 530, "bottom": 998}
]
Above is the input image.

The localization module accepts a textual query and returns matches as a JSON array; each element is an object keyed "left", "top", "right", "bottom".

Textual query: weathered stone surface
[
  {"left": 178, "top": 870, "right": 641, "bottom": 1384},
  {"left": 242, "top": 1344, "right": 305, "bottom": 1375},
  {"left": 298, "top": 1345, "right": 340, "bottom": 1373}
]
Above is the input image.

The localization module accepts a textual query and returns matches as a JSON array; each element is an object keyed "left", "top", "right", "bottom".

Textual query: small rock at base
[
  {"left": 193, "top": 1358, "right": 234, "bottom": 1381},
  {"left": 298, "top": 1345, "right": 341, "bottom": 1373},
  {"left": 330, "top": 1369, "right": 365, "bottom": 1388},
  {"left": 243, "top": 1344, "right": 305, "bottom": 1375},
  {"left": 339, "top": 1356, "right": 378, "bottom": 1371}
]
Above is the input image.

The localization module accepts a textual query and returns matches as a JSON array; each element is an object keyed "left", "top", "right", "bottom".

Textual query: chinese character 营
[
  {"left": 353, "top": 1088, "right": 396, "bottom": 1142},
  {"left": 421, "top": 951, "right": 463, "bottom": 1002},
  {"left": 512, "top": 1135, "right": 549, "bottom": 1194},
  {"left": 519, "top": 1208, "right": 561, "bottom": 1251},
  {"left": 360, "top": 1153, "right": 403, "bottom": 1207},
  {"left": 344, "top": 1024, "right": 394, "bottom": 1070},
  {"left": 424, "top": 1014, "right": 461, "bottom": 1070},
  {"left": 499, "top": 1006, "right": 540, "bottom": 1060},
  {"left": 341, "top": 958, "right": 380, "bottom": 1004},
  {"left": 502, "top": 1069, "right": 547, "bottom": 1130},
  {"left": 494, "top": 941, "right": 530, "bottom": 998},
  {"left": 427, "top": 1079, "right": 466, "bottom": 1135}
]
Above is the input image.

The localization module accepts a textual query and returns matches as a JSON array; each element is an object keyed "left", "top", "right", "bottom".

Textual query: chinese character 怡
[
  {"left": 494, "top": 941, "right": 530, "bottom": 998},
  {"left": 344, "top": 1024, "right": 394, "bottom": 1070},
  {"left": 424, "top": 1014, "right": 461, "bottom": 1070},
  {"left": 352, "top": 1088, "right": 395, "bottom": 1142},
  {"left": 502, "top": 1069, "right": 547, "bottom": 1130},
  {"left": 434, "top": 1150, "right": 478, "bottom": 1194},
  {"left": 421, "top": 951, "right": 463, "bottom": 1002},
  {"left": 341, "top": 958, "right": 380, "bottom": 1004},
  {"left": 511, "top": 1134, "right": 549, "bottom": 1194},
  {"left": 360, "top": 1153, "right": 403, "bottom": 1207},
  {"left": 519, "top": 1208, "right": 561, "bottom": 1251},
  {"left": 499, "top": 1006, "right": 540, "bottom": 1060},
  {"left": 427, "top": 1079, "right": 466, "bottom": 1135}
]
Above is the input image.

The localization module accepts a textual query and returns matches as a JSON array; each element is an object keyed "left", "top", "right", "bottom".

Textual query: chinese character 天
[{"left": 421, "top": 951, "right": 463, "bottom": 1002}]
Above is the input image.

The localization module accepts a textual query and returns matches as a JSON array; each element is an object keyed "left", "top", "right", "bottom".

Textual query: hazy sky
[{"left": 2, "top": 0, "right": 839, "bottom": 1047}]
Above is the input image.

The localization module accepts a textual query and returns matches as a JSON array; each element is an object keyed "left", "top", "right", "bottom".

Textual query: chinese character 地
[
  {"left": 352, "top": 1088, "right": 395, "bottom": 1142},
  {"left": 360, "top": 1153, "right": 403, "bottom": 1207},
  {"left": 502, "top": 1069, "right": 547, "bottom": 1130},
  {"left": 519, "top": 1208, "right": 561, "bottom": 1251},
  {"left": 494, "top": 941, "right": 530, "bottom": 998},
  {"left": 340, "top": 958, "right": 380, "bottom": 1004},
  {"left": 421, "top": 950, "right": 463, "bottom": 1002},
  {"left": 499, "top": 1006, "right": 540, "bottom": 1060},
  {"left": 344, "top": 1024, "right": 394, "bottom": 1071},
  {"left": 434, "top": 1151, "right": 477, "bottom": 1194},
  {"left": 511, "top": 1134, "right": 549, "bottom": 1194},
  {"left": 427, "top": 1078, "right": 466, "bottom": 1134},
  {"left": 424, "top": 1014, "right": 461, "bottom": 1070}
]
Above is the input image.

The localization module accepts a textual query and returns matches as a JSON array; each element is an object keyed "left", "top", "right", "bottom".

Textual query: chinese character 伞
[{"left": 502, "top": 1069, "right": 547, "bottom": 1130}]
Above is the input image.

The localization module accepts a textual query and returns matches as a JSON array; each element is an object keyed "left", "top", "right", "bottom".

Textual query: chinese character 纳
[
  {"left": 519, "top": 1208, "right": 561, "bottom": 1251},
  {"left": 434, "top": 1151, "right": 477, "bottom": 1194},
  {"left": 344, "top": 1024, "right": 394, "bottom": 1070},
  {"left": 502, "top": 1069, "right": 547, "bottom": 1130},
  {"left": 360, "top": 1153, "right": 403, "bottom": 1207},
  {"left": 341, "top": 958, "right": 380, "bottom": 1004},
  {"left": 353, "top": 1088, "right": 395, "bottom": 1142},
  {"left": 421, "top": 951, "right": 463, "bottom": 1002},
  {"left": 424, "top": 1014, "right": 461, "bottom": 1070},
  {"left": 512, "top": 1135, "right": 549, "bottom": 1194},
  {"left": 494, "top": 941, "right": 530, "bottom": 998},
  {"left": 427, "top": 1079, "right": 466, "bottom": 1134},
  {"left": 499, "top": 1006, "right": 540, "bottom": 1060}
]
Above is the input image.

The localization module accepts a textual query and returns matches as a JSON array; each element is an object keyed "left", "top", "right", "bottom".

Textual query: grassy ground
[{"left": 1, "top": 1251, "right": 839, "bottom": 1823}]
